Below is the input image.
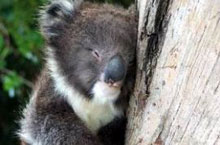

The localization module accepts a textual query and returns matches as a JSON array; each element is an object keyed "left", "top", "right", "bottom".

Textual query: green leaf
[
  {"left": 2, "top": 71, "right": 23, "bottom": 92},
  {"left": 0, "top": 47, "right": 11, "bottom": 60}
]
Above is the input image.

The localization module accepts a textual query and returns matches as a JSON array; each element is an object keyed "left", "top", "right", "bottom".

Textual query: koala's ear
[{"left": 39, "top": 0, "right": 83, "bottom": 39}]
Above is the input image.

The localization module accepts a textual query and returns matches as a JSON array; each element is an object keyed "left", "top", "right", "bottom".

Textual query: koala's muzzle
[{"left": 104, "top": 55, "right": 126, "bottom": 86}]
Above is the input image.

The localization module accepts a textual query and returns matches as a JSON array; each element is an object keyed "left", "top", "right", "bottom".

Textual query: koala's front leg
[{"left": 34, "top": 114, "right": 102, "bottom": 145}]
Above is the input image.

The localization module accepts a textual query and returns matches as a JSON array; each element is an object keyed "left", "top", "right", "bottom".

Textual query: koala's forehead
[{"left": 57, "top": 4, "right": 136, "bottom": 49}]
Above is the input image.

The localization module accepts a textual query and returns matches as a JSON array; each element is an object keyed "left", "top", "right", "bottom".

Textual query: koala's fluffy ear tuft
[{"left": 39, "top": 0, "right": 83, "bottom": 39}]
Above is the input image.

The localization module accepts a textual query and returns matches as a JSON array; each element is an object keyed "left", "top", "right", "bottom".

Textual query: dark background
[{"left": 0, "top": 0, "right": 133, "bottom": 144}]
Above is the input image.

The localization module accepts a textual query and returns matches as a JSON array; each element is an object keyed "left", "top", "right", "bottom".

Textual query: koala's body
[{"left": 18, "top": 0, "right": 137, "bottom": 145}]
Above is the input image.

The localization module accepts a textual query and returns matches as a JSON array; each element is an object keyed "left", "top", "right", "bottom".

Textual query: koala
[{"left": 18, "top": 0, "right": 137, "bottom": 145}]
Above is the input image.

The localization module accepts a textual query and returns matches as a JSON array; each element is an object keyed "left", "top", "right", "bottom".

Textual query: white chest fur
[
  {"left": 73, "top": 96, "right": 122, "bottom": 133},
  {"left": 68, "top": 81, "right": 123, "bottom": 133}
]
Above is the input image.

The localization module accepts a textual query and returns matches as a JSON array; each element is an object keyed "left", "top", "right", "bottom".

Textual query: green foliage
[
  {"left": 0, "top": 0, "right": 45, "bottom": 97},
  {"left": 0, "top": 0, "right": 134, "bottom": 144}
]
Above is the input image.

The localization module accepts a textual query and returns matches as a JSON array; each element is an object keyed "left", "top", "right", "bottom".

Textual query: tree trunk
[{"left": 126, "top": 0, "right": 220, "bottom": 145}]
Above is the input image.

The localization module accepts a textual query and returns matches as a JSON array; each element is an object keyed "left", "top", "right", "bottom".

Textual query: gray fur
[{"left": 19, "top": 0, "right": 137, "bottom": 145}]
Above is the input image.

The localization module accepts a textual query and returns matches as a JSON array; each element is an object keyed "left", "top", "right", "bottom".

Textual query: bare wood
[{"left": 126, "top": 0, "right": 220, "bottom": 145}]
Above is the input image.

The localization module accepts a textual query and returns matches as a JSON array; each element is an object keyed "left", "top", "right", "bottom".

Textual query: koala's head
[{"left": 42, "top": 0, "right": 137, "bottom": 103}]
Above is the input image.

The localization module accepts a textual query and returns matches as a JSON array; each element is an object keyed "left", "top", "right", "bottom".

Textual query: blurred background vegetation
[{"left": 0, "top": 0, "right": 133, "bottom": 144}]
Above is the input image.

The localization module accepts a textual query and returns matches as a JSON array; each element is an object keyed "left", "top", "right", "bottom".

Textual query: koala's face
[{"left": 42, "top": 1, "right": 137, "bottom": 101}]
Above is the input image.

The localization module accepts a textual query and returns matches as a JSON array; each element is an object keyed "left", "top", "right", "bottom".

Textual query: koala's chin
[{"left": 18, "top": 0, "right": 137, "bottom": 145}]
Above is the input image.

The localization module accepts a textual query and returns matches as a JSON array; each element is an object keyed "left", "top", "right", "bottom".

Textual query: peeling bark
[{"left": 126, "top": 0, "right": 220, "bottom": 145}]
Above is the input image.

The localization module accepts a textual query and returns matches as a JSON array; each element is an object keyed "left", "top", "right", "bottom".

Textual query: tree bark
[{"left": 126, "top": 0, "right": 220, "bottom": 145}]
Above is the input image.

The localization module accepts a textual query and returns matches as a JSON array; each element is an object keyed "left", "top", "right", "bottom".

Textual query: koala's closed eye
[
  {"left": 86, "top": 48, "right": 101, "bottom": 61},
  {"left": 92, "top": 50, "right": 101, "bottom": 61}
]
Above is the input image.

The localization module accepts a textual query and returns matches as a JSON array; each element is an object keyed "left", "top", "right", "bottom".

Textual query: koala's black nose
[{"left": 104, "top": 55, "right": 126, "bottom": 84}]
